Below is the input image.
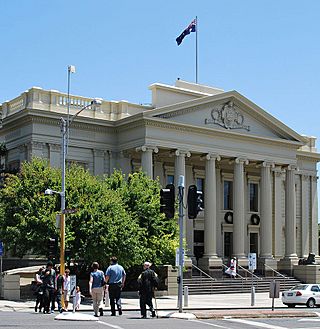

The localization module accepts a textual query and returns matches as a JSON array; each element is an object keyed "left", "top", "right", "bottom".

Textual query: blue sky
[{"left": 1, "top": 1, "right": 319, "bottom": 138}]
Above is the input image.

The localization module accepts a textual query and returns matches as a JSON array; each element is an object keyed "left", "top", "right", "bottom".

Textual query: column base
[
  {"left": 278, "top": 257, "right": 299, "bottom": 276},
  {"left": 258, "top": 257, "right": 278, "bottom": 276},
  {"left": 198, "top": 256, "right": 223, "bottom": 279},
  {"left": 183, "top": 257, "right": 193, "bottom": 279}
]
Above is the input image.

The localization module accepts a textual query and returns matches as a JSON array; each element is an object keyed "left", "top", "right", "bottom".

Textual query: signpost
[
  {"left": 269, "top": 280, "right": 280, "bottom": 311},
  {"left": 70, "top": 275, "right": 77, "bottom": 313},
  {"left": 248, "top": 253, "right": 257, "bottom": 306}
]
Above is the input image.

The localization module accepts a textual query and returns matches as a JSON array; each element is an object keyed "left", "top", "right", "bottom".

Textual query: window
[
  {"left": 224, "top": 181, "right": 233, "bottom": 210},
  {"left": 311, "top": 286, "right": 320, "bottom": 292},
  {"left": 249, "top": 182, "right": 259, "bottom": 212},
  {"left": 167, "top": 174, "right": 174, "bottom": 185}
]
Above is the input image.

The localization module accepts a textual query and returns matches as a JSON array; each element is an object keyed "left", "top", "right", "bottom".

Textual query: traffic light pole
[
  {"left": 178, "top": 175, "right": 184, "bottom": 313},
  {"left": 60, "top": 118, "right": 66, "bottom": 276}
]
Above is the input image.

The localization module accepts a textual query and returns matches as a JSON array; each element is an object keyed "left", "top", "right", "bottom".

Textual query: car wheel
[
  {"left": 287, "top": 304, "right": 295, "bottom": 308},
  {"left": 307, "top": 298, "right": 316, "bottom": 308}
]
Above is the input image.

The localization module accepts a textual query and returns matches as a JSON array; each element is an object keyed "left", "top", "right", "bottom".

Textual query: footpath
[{"left": 0, "top": 292, "right": 318, "bottom": 320}]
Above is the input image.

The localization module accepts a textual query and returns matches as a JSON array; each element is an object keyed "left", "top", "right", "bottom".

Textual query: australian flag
[{"left": 176, "top": 19, "right": 196, "bottom": 46}]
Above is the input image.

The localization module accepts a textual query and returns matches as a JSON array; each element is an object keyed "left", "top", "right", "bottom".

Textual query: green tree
[
  {"left": 105, "top": 171, "right": 178, "bottom": 265},
  {"left": 0, "top": 159, "right": 178, "bottom": 268}
]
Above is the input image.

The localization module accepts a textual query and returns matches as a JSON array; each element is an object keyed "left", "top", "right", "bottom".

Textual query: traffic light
[
  {"left": 187, "top": 185, "right": 204, "bottom": 219},
  {"left": 160, "top": 184, "right": 175, "bottom": 219},
  {"left": 47, "top": 237, "right": 58, "bottom": 259}
]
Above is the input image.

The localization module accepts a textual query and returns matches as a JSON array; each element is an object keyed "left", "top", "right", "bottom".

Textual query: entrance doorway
[
  {"left": 250, "top": 232, "right": 259, "bottom": 254},
  {"left": 224, "top": 232, "right": 233, "bottom": 259}
]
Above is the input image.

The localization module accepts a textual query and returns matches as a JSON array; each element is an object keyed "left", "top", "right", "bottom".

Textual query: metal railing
[
  {"left": 264, "top": 263, "right": 286, "bottom": 278},
  {"left": 264, "top": 263, "right": 287, "bottom": 290},
  {"left": 191, "top": 263, "right": 216, "bottom": 280},
  {"left": 237, "top": 264, "right": 261, "bottom": 280},
  {"left": 222, "top": 263, "right": 244, "bottom": 279}
]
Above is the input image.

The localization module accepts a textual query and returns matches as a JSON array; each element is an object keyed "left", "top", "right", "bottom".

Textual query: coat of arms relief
[{"left": 205, "top": 101, "right": 250, "bottom": 131}]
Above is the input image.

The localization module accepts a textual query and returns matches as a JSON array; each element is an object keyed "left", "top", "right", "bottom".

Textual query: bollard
[
  {"left": 184, "top": 286, "right": 189, "bottom": 307},
  {"left": 251, "top": 286, "right": 255, "bottom": 306}
]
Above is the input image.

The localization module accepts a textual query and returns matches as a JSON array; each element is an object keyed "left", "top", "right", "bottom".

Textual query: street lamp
[{"left": 45, "top": 98, "right": 102, "bottom": 276}]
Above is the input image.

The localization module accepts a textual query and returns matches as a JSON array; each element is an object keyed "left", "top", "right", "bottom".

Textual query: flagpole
[{"left": 195, "top": 16, "right": 198, "bottom": 84}]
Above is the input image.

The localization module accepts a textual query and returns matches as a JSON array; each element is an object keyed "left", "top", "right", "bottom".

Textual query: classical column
[
  {"left": 311, "top": 175, "right": 318, "bottom": 255},
  {"left": 109, "top": 151, "right": 117, "bottom": 174},
  {"left": 119, "top": 151, "right": 131, "bottom": 176},
  {"left": 174, "top": 150, "right": 190, "bottom": 191},
  {"left": 93, "top": 149, "right": 105, "bottom": 176},
  {"left": 233, "top": 157, "right": 248, "bottom": 259},
  {"left": 260, "top": 162, "right": 274, "bottom": 258},
  {"left": 203, "top": 153, "right": 220, "bottom": 258},
  {"left": 301, "top": 174, "right": 309, "bottom": 257},
  {"left": 136, "top": 146, "right": 158, "bottom": 178},
  {"left": 273, "top": 167, "right": 283, "bottom": 259},
  {"left": 284, "top": 165, "right": 297, "bottom": 258},
  {"left": 48, "top": 143, "right": 60, "bottom": 168}
]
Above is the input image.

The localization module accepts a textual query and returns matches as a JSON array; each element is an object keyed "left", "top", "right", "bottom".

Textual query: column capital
[
  {"left": 174, "top": 149, "right": 191, "bottom": 158},
  {"left": 286, "top": 164, "right": 298, "bottom": 171},
  {"left": 136, "top": 145, "right": 159, "bottom": 153},
  {"left": 48, "top": 143, "right": 60, "bottom": 151},
  {"left": 201, "top": 153, "right": 221, "bottom": 161},
  {"left": 272, "top": 166, "right": 284, "bottom": 177},
  {"left": 93, "top": 149, "right": 105, "bottom": 157},
  {"left": 301, "top": 174, "right": 310, "bottom": 181},
  {"left": 262, "top": 161, "right": 275, "bottom": 168},
  {"left": 235, "top": 157, "right": 249, "bottom": 165}
]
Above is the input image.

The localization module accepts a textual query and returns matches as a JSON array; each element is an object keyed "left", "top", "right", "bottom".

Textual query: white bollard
[
  {"left": 184, "top": 286, "right": 189, "bottom": 307},
  {"left": 251, "top": 286, "right": 255, "bottom": 306}
]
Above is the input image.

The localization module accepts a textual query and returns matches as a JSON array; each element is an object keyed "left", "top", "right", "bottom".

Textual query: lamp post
[{"left": 45, "top": 98, "right": 102, "bottom": 276}]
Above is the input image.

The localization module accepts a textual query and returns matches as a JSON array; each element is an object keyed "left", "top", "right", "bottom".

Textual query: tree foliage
[{"left": 0, "top": 158, "right": 178, "bottom": 268}]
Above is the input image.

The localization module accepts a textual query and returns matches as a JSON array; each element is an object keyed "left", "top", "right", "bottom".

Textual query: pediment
[{"left": 145, "top": 91, "right": 305, "bottom": 144}]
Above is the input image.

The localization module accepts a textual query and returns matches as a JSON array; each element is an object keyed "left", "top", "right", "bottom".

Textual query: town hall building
[{"left": 0, "top": 79, "right": 319, "bottom": 275}]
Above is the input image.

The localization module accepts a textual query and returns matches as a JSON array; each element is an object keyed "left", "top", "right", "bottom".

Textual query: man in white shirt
[{"left": 63, "top": 269, "right": 71, "bottom": 310}]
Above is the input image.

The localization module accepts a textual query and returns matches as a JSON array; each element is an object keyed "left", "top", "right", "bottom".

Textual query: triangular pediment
[{"left": 144, "top": 91, "right": 305, "bottom": 144}]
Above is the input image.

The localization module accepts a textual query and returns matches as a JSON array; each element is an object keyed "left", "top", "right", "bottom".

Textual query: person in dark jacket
[
  {"left": 137, "top": 262, "right": 159, "bottom": 319},
  {"left": 42, "top": 261, "right": 56, "bottom": 314}
]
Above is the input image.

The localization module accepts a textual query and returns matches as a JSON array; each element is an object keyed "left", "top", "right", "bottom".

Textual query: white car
[{"left": 282, "top": 284, "right": 320, "bottom": 308}]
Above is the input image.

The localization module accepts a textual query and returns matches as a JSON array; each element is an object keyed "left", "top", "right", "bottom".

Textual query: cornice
[
  {"left": 297, "top": 150, "right": 320, "bottom": 162},
  {"left": 1, "top": 110, "right": 118, "bottom": 134}
]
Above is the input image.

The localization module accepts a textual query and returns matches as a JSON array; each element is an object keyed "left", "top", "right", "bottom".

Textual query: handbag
[{"left": 100, "top": 271, "right": 107, "bottom": 287}]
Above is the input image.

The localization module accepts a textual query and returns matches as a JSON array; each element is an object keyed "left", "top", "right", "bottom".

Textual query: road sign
[
  {"left": 175, "top": 248, "right": 184, "bottom": 267},
  {"left": 248, "top": 253, "right": 257, "bottom": 271},
  {"left": 0, "top": 241, "right": 3, "bottom": 256},
  {"left": 70, "top": 275, "right": 77, "bottom": 297},
  {"left": 62, "top": 208, "right": 78, "bottom": 214}
]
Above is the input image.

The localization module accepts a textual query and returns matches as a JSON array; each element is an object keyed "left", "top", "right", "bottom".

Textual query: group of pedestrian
[
  {"left": 33, "top": 261, "right": 76, "bottom": 314},
  {"left": 89, "top": 257, "right": 159, "bottom": 319}
]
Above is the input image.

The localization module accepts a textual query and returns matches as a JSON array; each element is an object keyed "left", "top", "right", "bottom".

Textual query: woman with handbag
[{"left": 89, "top": 262, "right": 105, "bottom": 317}]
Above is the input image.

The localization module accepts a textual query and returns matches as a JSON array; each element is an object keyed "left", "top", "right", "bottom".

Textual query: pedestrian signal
[
  {"left": 187, "top": 185, "right": 204, "bottom": 219},
  {"left": 47, "top": 237, "right": 58, "bottom": 259}
]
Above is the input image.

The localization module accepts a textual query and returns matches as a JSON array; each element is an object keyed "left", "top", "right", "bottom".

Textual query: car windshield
[{"left": 290, "top": 284, "right": 308, "bottom": 291}]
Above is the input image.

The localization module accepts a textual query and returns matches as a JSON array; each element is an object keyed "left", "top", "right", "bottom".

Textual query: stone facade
[{"left": 0, "top": 79, "right": 319, "bottom": 274}]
